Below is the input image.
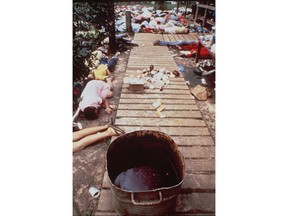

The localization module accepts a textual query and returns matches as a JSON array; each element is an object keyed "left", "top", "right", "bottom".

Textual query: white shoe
[
  {"left": 73, "top": 122, "right": 83, "bottom": 131},
  {"left": 201, "top": 78, "right": 207, "bottom": 86}
]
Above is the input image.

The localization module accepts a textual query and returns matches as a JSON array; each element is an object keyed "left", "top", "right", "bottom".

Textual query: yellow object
[
  {"left": 156, "top": 104, "right": 166, "bottom": 112},
  {"left": 92, "top": 64, "right": 108, "bottom": 80}
]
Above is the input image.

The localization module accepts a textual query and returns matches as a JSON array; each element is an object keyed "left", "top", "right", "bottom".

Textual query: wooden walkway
[{"left": 95, "top": 33, "right": 215, "bottom": 216}]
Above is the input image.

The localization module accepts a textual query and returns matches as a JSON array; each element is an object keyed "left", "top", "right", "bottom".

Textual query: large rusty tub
[{"left": 106, "top": 130, "right": 185, "bottom": 216}]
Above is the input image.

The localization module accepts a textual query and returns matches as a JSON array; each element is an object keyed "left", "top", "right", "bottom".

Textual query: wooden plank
[
  {"left": 187, "top": 33, "right": 198, "bottom": 41},
  {"left": 167, "top": 34, "right": 175, "bottom": 42},
  {"left": 179, "top": 34, "right": 186, "bottom": 40},
  {"left": 162, "top": 34, "right": 169, "bottom": 42},
  {"left": 126, "top": 66, "right": 178, "bottom": 70},
  {"left": 170, "top": 214, "right": 215, "bottom": 216},
  {"left": 179, "top": 34, "right": 187, "bottom": 41},
  {"left": 128, "top": 56, "right": 175, "bottom": 59},
  {"left": 117, "top": 103, "right": 199, "bottom": 110},
  {"left": 185, "top": 159, "right": 215, "bottom": 173},
  {"left": 128, "top": 53, "right": 173, "bottom": 57},
  {"left": 128, "top": 61, "right": 177, "bottom": 65},
  {"left": 126, "top": 64, "right": 176, "bottom": 67},
  {"left": 127, "top": 61, "right": 177, "bottom": 65},
  {"left": 124, "top": 77, "right": 185, "bottom": 82},
  {"left": 119, "top": 126, "right": 211, "bottom": 136},
  {"left": 133, "top": 33, "right": 164, "bottom": 41},
  {"left": 123, "top": 73, "right": 187, "bottom": 83},
  {"left": 178, "top": 146, "right": 215, "bottom": 158},
  {"left": 128, "top": 58, "right": 178, "bottom": 63},
  {"left": 128, "top": 58, "right": 176, "bottom": 62},
  {"left": 118, "top": 98, "right": 196, "bottom": 104},
  {"left": 128, "top": 53, "right": 172, "bottom": 56},
  {"left": 124, "top": 71, "right": 185, "bottom": 76},
  {"left": 127, "top": 61, "right": 176, "bottom": 64},
  {"left": 174, "top": 34, "right": 181, "bottom": 41},
  {"left": 161, "top": 84, "right": 190, "bottom": 90},
  {"left": 182, "top": 34, "right": 192, "bottom": 41},
  {"left": 185, "top": 33, "right": 193, "bottom": 41},
  {"left": 171, "top": 34, "right": 178, "bottom": 42},
  {"left": 122, "top": 84, "right": 189, "bottom": 90},
  {"left": 129, "top": 48, "right": 171, "bottom": 53},
  {"left": 121, "top": 88, "right": 191, "bottom": 95},
  {"left": 169, "top": 80, "right": 188, "bottom": 84},
  {"left": 171, "top": 136, "right": 214, "bottom": 146},
  {"left": 115, "top": 117, "right": 206, "bottom": 127},
  {"left": 129, "top": 53, "right": 172, "bottom": 56},
  {"left": 119, "top": 93, "right": 194, "bottom": 100},
  {"left": 126, "top": 65, "right": 177, "bottom": 68},
  {"left": 126, "top": 67, "right": 178, "bottom": 71},
  {"left": 116, "top": 110, "right": 202, "bottom": 118},
  {"left": 129, "top": 49, "right": 168, "bottom": 52},
  {"left": 182, "top": 173, "right": 215, "bottom": 190}
]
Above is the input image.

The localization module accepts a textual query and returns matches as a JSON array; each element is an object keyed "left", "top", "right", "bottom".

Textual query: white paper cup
[{"left": 89, "top": 187, "right": 101, "bottom": 199}]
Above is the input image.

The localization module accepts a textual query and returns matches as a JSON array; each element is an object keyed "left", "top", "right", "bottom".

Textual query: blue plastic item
[{"left": 177, "top": 65, "right": 185, "bottom": 73}]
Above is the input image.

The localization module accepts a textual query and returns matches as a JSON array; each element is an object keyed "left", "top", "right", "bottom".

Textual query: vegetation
[{"left": 73, "top": 2, "right": 111, "bottom": 81}]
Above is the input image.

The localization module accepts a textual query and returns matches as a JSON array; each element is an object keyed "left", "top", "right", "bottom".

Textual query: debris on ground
[{"left": 190, "top": 84, "right": 212, "bottom": 101}]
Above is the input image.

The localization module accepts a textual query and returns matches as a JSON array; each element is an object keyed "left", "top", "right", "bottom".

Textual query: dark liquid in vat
[{"left": 113, "top": 152, "right": 179, "bottom": 191}]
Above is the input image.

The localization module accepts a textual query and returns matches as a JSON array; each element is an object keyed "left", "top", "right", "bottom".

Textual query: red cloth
[
  {"left": 180, "top": 44, "right": 211, "bottom": 58},
  {"left": 141, "top": 27, "right": 155, "bottom": 33},
  {"left": 178, "top": 15, "right": 187, "bottom": 26}
]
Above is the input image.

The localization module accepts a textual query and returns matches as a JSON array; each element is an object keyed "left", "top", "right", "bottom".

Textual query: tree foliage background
[{"left": 73, "top": 2, "right": 111, "bottom": 81}]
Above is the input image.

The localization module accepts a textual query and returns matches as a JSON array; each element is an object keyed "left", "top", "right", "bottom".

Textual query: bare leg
[
  {"left": 73, "top": 127, "right": 118, "bottom": 153},
  {"left": 73, "top": 124, "right": 109, "bottom": 142}
]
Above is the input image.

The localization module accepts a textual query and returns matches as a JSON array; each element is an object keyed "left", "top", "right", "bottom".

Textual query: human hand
[{"left": 105, "top": 107, "right": 112, "bottom": 115}]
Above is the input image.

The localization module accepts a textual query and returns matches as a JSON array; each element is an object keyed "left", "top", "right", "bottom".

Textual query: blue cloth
[
  {"left": 177, "top": 65, "right": 185, "bottom": 73},
  {"left": 99, "top": 55, "right": 118, "bottom": 71},
  {"left": 157, "top": 40, "right": 197, "bottom": 46},
  {"left": 107, "top": 56, "right": 118, "bottom": 71}
]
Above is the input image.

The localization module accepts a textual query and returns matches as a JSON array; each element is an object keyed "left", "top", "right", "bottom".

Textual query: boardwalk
[{"left": 95, "top": 33, "right": 215, "bottom": 216}]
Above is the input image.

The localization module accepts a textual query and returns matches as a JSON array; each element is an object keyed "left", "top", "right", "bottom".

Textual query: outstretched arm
[
  {"left": 106, "top": 68, "right": 112, "bottom": 76},
  {"left": 103, "top": 99, "right": 112, "bottom": 114}
]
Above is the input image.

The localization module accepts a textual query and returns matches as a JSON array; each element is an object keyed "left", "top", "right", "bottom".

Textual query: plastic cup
[{"left": 89, "top": 187, "right": 101, "bottom": 199}]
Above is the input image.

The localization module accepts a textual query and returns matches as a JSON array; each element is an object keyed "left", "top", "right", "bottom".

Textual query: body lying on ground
[
  {"left": 88, "top": 52, "right": 120, "bottom": 90},
  {"left": 153, "top": 39, "right": 212, "bottom": 58},
  {"left": 78, "top": 79, "right": 114, "bottom": 120}
]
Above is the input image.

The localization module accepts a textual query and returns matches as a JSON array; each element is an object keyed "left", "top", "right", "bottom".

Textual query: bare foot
[
  {"left": 109, "top": 104, "right": 117, "bottom": 110},
  {"left": 109, "top": 83, "right": 114, "bottom": 91},
  {"left": 108, "top": 125, "right": 125, "bottom": 136}
]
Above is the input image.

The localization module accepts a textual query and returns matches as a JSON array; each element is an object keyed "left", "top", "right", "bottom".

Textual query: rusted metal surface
[{"left": 106, "top": 130, "right": 185, "bottom": 216}]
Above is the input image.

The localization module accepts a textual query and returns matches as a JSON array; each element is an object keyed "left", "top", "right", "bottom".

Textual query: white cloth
[{"left": 79, "top": 80, "right": 110, "bottom": 111}]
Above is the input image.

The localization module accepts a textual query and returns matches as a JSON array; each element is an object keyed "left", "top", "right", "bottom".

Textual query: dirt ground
[
  {"left": 73, "top": 33, "right": 215, "bottom": 216},
  {"left": 73, "top": 46, "right": 130, "bottom": 216}
]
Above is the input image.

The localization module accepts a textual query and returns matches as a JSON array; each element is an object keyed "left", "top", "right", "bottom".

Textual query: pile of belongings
[{"left": 124, "top": 67, "right": 179, "bottom": 91}]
